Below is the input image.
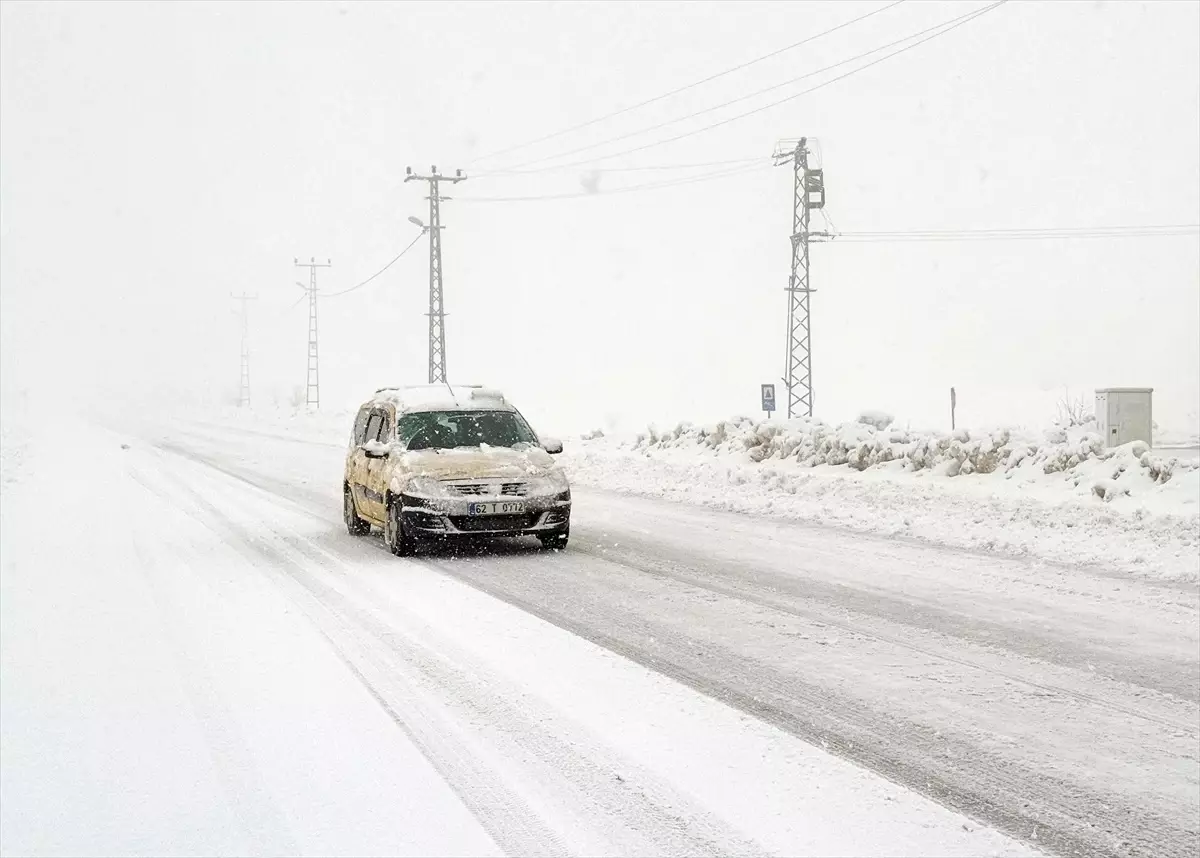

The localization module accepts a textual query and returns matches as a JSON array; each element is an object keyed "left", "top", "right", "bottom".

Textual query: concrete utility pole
[
  {"left": 231, "top": 292, "right": 258, "bottom": 407},
  {"left": 404, "top": 165, "right": 466, "bottom": 384},
  {"left": 772, "top": 137, "right": 830, "bottom": 418},
  {"left": 294, "top": 257, "right": 331, "bottom": 409}
]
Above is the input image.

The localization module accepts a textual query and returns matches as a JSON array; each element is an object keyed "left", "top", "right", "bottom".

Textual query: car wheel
[
  {"left": 385, "top": 498, "right": 416, "bottom": 556},
  {"left": 344, "top": 486, "right": 370, "bottom": 535},
  {"left": 538, "top": 528, "right": 569, "bottom": 550}
]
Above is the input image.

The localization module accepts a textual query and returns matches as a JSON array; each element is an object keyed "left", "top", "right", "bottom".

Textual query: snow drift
[
  {"left": 563, "top": 414, "right": 1200, "bottom": 582},
  {"left": 625, "top": 415, "right": 1197, "bottom": 500},
  {"left": 173, "top": 406, "right": 1199, "bottom": 581}
]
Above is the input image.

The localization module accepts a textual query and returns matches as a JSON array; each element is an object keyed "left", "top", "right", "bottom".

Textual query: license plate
[{"left": 467, "top": 501, "right": 526, "bottom": 515}]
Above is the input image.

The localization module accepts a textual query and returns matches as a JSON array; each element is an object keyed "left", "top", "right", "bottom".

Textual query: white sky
[{"left": 2, "top": 0, "right": 1198, "bottom": 435}]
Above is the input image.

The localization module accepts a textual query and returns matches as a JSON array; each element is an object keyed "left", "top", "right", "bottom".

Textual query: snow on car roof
[{"left": 368, "top": 384, "right": 514, "bottom": 414}]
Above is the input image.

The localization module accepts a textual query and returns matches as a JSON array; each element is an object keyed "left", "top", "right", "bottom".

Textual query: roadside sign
[{"left": 761, "top": 383, "right": 776, "bottom": 415}]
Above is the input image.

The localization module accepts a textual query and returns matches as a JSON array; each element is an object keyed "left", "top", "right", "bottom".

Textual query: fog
[{"left": 2, "top": 0, "right": 1197, "bottom": 436}]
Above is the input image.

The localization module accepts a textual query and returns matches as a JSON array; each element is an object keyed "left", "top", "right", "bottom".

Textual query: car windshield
[{"left": 398, "top": 410, "right": 539, "bottom": 451}]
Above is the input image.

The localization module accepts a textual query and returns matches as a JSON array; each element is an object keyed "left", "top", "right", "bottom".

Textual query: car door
[
  {"left": 364, "top": 406, "right": 394, "bottom": 520},
  {"left": 354, "top": 409, "right": 385, "bottom": 521},
  {"left": 347, "top": 405, "right": 371, "bottom": 510}
]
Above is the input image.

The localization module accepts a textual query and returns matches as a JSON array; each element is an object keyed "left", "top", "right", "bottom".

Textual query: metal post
[
  {"left": 427, "top": 182, "right": 445, "bottom": 383},
  {"left": 231, "top": 292, "right": 258, "bottom": 407},
  {"left": 405, "top": 165, "right": 466, "bottom": 384},
  {"left": 294, "top": 257, "right": 331, "bottom": 409},
  {"left": 773, "top": 137, "right": 828, "bottom": 419}
]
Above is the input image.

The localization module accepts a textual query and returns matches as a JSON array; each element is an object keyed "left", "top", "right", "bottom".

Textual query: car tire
[
  {"left": 538, "top": 528, "right": 569, "bottom": 550},
  {"left": 344, "top": 486, "right": 370, "bottom": 536},
  {"left": 385, "top": 498, "right": 416, "bottom": 557}
]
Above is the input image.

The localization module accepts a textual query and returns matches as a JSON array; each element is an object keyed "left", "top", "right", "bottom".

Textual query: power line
[
  {"left": 829, "top": 225, "right": 1200, "bottom": 242},
  {"left": 455, "top": 161, "right": 772, "bottom": 203},
  {"left": 469, "top": 0, "right": 906, "bottom": 167},
  {"left": 834, "top": 233, "right": 1199, "bottom": 242},
  {"left": 474, "top": 156, "right": 767, "bottom": 178},
  {"left": 505, "top": 2, "right": 1001, "bottom": 173},
  {"left": 835, "top": 224, "right": 1199, "bottom": 235},
  {"left": 323, "top": 230, "right": 428, "bottom": 298},
  {"left": 507, "top": 1, "right": 1007, "bottom": 175}
]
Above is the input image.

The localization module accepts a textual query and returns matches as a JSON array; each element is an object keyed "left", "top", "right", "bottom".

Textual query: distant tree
[{"left": 1055, "top": 388, "right": 1092, "bottom": 427}]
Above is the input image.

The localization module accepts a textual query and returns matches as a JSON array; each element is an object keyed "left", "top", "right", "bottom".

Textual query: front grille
[
  {"left": 450, "top": 513, "right": 538, "bottom": 533},
  {"left": 445, "top": 481, "right": 528, "bottom": 497},
  {"left": 447, "top": 483, "right": 488, "bottom": 496}
]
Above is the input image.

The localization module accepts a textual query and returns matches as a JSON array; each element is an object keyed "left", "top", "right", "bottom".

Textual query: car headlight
[
  {"left": 547, "top": 468, "right": 570, "bottom": 492},
  {"left": 523, "top": 470, "right": 570, "bottom": 497},
  {"left": 522, "top": 477, "right": 554, "bottom": 496},
  {"left": 405, "top": 475, "right": 453, "bottom": 498}
]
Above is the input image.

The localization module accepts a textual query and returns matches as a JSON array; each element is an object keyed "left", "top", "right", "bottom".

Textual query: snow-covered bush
[
  {"left": 856, "top": 410, "right": 894, "bottom": 431},
  {"left": 618, "top": 413, "right": 1198, "bottom": 499}
]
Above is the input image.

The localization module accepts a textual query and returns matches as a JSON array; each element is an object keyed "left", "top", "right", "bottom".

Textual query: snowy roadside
[
  {"left": 2, "top": 418, "right": 1045, "bottom": 857},
  {"left": 560, "top": 416, "right": 1200, "bottom": 582},
  {"left": 0, "top": 411, "right": 32, "bottom": 492},
  {"left": 176, "top": 407, "right": 1200, "bottom": 582},
  {"left": 1, "top": 420, "right": 503, "bottom": 857},
  {"left": 185, "top": 405, "right": 353, "bottom": 448}
]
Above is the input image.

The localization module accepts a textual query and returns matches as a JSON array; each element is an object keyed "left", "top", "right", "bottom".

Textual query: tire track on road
[
  {"left": 138, "top": 441, "right": 767, "bottom": 858},
  {"left": 143, "top": 424, "right": 1200, "bottom": 858},
  {"left": 127, "top": 455, "right": 562, "bottom": 858},
  {"left": 569, "top": 536, "right": 1199, "bottom": 730},
  {"left": 122, "top": 499, "right": 300, "bottom": 857},
  {"left": 426, "top": 549, "right": 1197, "bottom": 858}
]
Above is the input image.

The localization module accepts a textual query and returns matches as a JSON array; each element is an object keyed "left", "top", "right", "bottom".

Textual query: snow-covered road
[{"left": 2, "top": 416, "right": 1197, "bottom": 857}]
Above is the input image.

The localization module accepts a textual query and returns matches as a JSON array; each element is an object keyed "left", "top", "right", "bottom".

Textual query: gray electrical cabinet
[{"left": 1094, "top": 388, "right": 1153, "bottom": 448}]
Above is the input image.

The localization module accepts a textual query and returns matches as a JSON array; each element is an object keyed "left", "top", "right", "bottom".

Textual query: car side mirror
[
  {"left": 541, "top": 437, "right": 564, "bottom": 455},
  {"left": 362, "top": 440, "right": 390, "bottom": 458}
]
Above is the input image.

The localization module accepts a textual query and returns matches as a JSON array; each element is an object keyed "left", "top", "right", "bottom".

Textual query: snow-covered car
[{"left": 343, "top": 385, "right": 571, "bottom": 554}]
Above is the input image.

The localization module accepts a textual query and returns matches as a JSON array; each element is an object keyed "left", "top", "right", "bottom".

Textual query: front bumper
[{"left": 400, "top": 492, "right": 571, "bottom": 537}]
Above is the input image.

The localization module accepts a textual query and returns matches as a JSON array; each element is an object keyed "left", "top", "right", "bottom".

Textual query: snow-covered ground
[
  {"left": 0, "top": 417, "right": 500, "bottom": 857},
  {"left": 559, "top": 415, "right": 1200, "bottom": 582},
  {"left": 4, "top": 404, "right": 1197, "bottom": 857},
  {"left": 1, "top": 411, "right": 1050, "bottom": 857},
  {"left": 187, "top": 406, "right": 1200, "bottom": 582}
]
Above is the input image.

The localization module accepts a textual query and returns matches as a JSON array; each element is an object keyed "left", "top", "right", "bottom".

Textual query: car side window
[
  {"left": 364, "top": 411, "right": 383, "bottom": 444},
  {"left": 512, "top": 409, "right": 539, "bottom": 443},
  {"left": 377, "top": 411, "right": 393, "bottom": 443},
  {"left": 353, "top": 408, "right": 370, "bottom": 445}
]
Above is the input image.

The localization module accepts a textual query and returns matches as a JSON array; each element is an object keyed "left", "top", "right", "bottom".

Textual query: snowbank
[
  {"left": 175, "top": 406, "right": 1199, "bottom": 581},
  {"left": 1, "top": 410, "right": 33, "bottom": 492},
  {"left": 562, "top": 415, "right": 1200, "bottom": 581},
  {"left": 621, "top": 416, "right": 1198, "bottom": 500}
]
